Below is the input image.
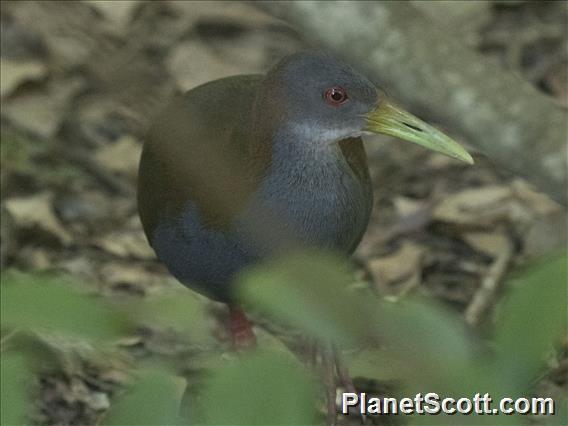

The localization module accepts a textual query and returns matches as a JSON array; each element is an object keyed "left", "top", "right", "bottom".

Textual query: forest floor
[{"left": 1, "top": 1, "right": 566, "bottom": 424}]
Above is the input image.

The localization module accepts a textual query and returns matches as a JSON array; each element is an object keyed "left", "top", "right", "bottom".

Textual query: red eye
[{"left": 324, "top": 86, "right": 348, "bottom": 106}]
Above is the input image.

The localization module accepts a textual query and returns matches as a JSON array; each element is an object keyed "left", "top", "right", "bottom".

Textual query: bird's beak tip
[{"left": 365, "top": 101, "right": 474, "bottom": 165}]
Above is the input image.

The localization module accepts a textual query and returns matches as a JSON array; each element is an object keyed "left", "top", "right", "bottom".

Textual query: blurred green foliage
[
  {"left": 103, "top": 369, "right": 183, "bottom": 426},
  {"left": 1, "top": 352, "right": 28, "bottom": 425},
  {"left": 1, "top": 271, "right": 129, "bottom": 342},
  {"left": 0, "top": 250, "right": 566, "bottom": 425},
  {"left": 493, "top": 252, "right": 567, "bottom": 388},
  {"left": 240, "top": 250, "right": 567, "bottom": 425},
  {"left": 195, "top": 350, "right": 319, "bottom": 425},
  {"left": 126, "top": 290, "right": 216, "bottom": 348}
]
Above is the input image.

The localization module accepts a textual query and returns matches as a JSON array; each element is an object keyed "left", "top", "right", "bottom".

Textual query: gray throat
[{"left": 243, "top": 127, "right": 372, "bottom": 253}]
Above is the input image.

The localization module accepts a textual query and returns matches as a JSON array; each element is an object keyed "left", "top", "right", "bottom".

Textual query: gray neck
[
  {"left": 268, "top": 126, "right": 347, "bottom": 182},
  {"left": 244, "top": 126, "right": 370, "bottom": 252}
]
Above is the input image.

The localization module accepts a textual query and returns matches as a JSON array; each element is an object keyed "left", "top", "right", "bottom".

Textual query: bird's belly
[
  {"left": 150, "top": 204, "right": 257, "bottom": 302},
  {"left": 251, "top": 167, "right": 372, "bottom": 253},
  {"left": 150, "top": 165, "right": 371, "bottom": 301}
]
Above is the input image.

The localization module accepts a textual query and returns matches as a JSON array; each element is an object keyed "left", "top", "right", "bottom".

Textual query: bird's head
[{"left": 257, "top": 51, "right": 473, "bottom": 164}]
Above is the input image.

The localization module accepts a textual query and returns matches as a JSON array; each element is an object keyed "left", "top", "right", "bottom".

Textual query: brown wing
[
  {"left": 339, "top": 137, "right": 373, "bottom": 252},
  {"left": 137, "top": 75, "right": 267, "bottom": 242},
  {"left": 339, "top": 137, "right": 371, "bottom": 192}
]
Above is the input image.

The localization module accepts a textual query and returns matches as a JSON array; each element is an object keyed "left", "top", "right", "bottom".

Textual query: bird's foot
[
  {"left": 321, "top": 346, "right": 338, "bottom": 426},
  {"left": 320, "top": 344, "right": 365, "bottom": 426},
  {"left": 228, "top": 306, "right": 257, "bottom": 351}
]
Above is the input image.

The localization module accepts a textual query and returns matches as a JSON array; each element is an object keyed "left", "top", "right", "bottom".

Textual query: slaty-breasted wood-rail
[{"left": 137, "top": 51, "right": 472, "bottom": 346}]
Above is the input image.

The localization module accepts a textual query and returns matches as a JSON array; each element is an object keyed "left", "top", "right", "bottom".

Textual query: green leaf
[
  {"left": 346, "top": 348, "right": 407, "bottom": 381},
  {"left": 1, "top": 353, "right": 31, "bottom": 426},
  {"left": 125, "top": 290, "right": 216, "bottom": 348},
  {"left": 493, "top": 250, "right": 567, "bottom": 386},
  {"left": 239, "top": 250, "right": 474, "bottom": 375},
  {"left": 1, "top": 271, "right": 129, "bottom": 342},
  {"left": 197, "top": 349, "right": 319, "bottom": 425},
  {"left": 376, "top": 299, "right": 473, "bottom": 377},
  {"left": 103, "top": 369, "right": 184, "bottom": 425},
  {"left": 238, "top": 250, "right": 375, "bottom": 346}
]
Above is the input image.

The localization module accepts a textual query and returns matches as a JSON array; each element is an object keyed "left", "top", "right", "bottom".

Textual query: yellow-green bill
[{"left": 366, "top": 101, "right": 474, "bottom": 164}]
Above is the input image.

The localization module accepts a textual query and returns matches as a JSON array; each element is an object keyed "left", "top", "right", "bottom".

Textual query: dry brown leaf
[
  {"left": 98, "top": 368, "right": 131, "bottom": 386},
  {"left": 523, "top": 211, "right": 568, "bottom": 258},
  {"left": 435, "top": 181, "right": 563, "bottom": 232},
  {"left": 85, "top": 0, "right": 140, "bottom": 34},
  {"left": 2, "top": 76, "right": 83, "bottom": 139},
  {"left": 5, "top": 192, "right": 73, "bottom": 245},
  {"left": 68, "top": 377, "right": 109, "bottom": 411},
  {"left": 16, "top": 247, "right": 52, "bottom": 269},
  {"left": 433, "top": 185, "right": 516, "bottom": 227},
  {"left": 55, "top": 190, "right": 112, "bottom": 224},
  {"left": 368, "top": 241, "right": 425, "bottom": 286},
  {"left": 393, "top": 196, "right": 427, "bottom": 217},
  {"left": 84, "top": 392, "right": 110, "bottom": 411},
  {"left": 97, "top": 262, "right": 167, "bottom": 295},
  {"left": 511, "top": 179, "right": 563, "bottom": 216},
  {"left": 171, "top": 1, "right": 276, "bottom": 30},
  {"left": 0, "top": 59, "right": 47, "bottom": 98},
  {"left": 93, "top": 230, "right": 154, "bottom": 260},
  {"left": 94, "top": 135, "right": 141, "bottom": 180},
  {"left": 99, "top": 262, "right": 148, "bottom": 286},
  {"left": 425, "top": 152, "right": 464, "bottom": 169},
  {"left": 2, "top": 91, "right": 61, "bottom": 139},
  {"left": 462, "top": 231, "right": 510, "bottom": 258},
  {"left": 165, "top": 41, "right": 244, "bottom": 91},
  {"left": 57, "top": 257, "right": 99, "bottom": 284}
]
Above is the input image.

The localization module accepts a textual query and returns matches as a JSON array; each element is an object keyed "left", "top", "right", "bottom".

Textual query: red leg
[{"left": 228, "top": 306, "right": 257, "bottom": 350}]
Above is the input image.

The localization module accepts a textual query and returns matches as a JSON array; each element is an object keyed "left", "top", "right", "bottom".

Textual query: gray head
[
  {"left": 254, "top": 51, "right": 379, "bottom": 145},
  {"left": 253, "top": 51, "right": 473, "bottom": 164}
]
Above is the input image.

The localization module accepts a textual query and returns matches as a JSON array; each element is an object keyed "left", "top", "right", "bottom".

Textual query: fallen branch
[{"left": 464, "top": 239, "right": 514, "bottom": 327}]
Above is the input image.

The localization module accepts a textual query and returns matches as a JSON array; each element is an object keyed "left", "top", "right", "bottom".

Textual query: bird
[{"left": 137, "top": 51, "right": 472, "bottom": 348}]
